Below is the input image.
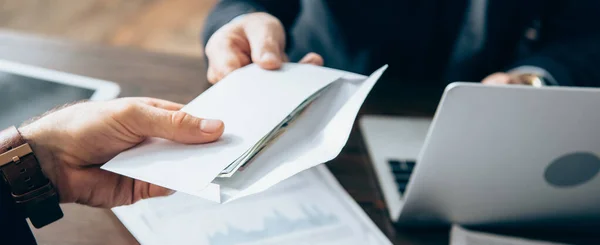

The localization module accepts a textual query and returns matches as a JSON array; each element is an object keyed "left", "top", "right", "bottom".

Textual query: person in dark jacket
[{"left": 202, "top": 0, "right": 600, "bottom": 112}]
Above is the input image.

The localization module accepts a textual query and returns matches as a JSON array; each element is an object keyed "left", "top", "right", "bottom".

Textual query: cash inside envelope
[{"left": 218, "top": 84, "right": 331, "bottom": 177}]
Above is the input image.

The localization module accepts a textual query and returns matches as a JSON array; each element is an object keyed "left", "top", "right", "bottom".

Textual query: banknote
[{"left": 218, "top": 84, "right": 331, "bottom": 177}]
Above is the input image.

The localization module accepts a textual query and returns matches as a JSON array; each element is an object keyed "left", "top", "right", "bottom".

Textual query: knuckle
[
  {"left": 221, "top": 37, "right": 237, "bottom": 49},
  {"left": 259, "top": 13, "right": 283, "bottom": 26},
  {"left": 221, "top": 22, "right": 240, "bottom": 32},
  {"left": 170, "top": 111, "right": 189, "bottom": 129},
  {"left": 135, "top": 97, "right": 155, "bottom": 106},
  {"left": 264, "top": 20, "right": 284, "bottom": 34},
  {"left": 223, "top": 58, "right": 241, "bottom": 70},
  {"left": 262, "top": 36, "right": 279, "bottom": 48},
  {"left": 245, "top": 13, "right": 284, "bottom": 35},
  {"left": 265, "top": 19, "right": 283, "bottom": 32},
  {"left": 113, "top": 102, "right": 141, "bottom": 116},
  {"left": 239, "top": 54, "right": 251, "bottom": 65}
]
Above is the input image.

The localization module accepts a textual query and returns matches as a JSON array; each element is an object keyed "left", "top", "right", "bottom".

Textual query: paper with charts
[
  {"left": 112, "top": 165, "right": 393, "bottom": 245},
  {"left": 102, "top": 63, "right": 387, "bottom": 203}
]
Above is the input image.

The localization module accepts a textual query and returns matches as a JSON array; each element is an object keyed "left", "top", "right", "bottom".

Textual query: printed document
[{"left": 112, "top": 165, "right": 393, "bottom": 245}]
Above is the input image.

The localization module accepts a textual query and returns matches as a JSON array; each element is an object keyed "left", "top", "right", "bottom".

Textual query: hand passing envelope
[{"left": 102, "top": 63, "right": 387, "bottom": 203}]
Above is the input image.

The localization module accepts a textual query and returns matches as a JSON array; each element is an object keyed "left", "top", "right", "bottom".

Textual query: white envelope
[{"left": 102, "top": 63, "right": 387, "bottom": 203}]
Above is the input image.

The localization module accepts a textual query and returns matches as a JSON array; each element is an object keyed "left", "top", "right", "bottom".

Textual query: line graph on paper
[
  {"left": 207, "top": 205, "right": 341, "bottom": 245},
  {"left": 138, "top": 170, "right": 363, "bottom": 245}
]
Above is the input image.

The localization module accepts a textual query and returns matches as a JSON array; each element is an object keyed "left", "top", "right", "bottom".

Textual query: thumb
[
  {"left": 130, "top": 104, "right": 224, "bottom": 144},
  {"left": 243, "top": 14, "right": 286, "bottom": 70}
]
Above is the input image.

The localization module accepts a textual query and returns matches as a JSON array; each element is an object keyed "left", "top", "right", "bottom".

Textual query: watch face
[{"left": 515, "top": 73, "right": 543, "bottom": 87}]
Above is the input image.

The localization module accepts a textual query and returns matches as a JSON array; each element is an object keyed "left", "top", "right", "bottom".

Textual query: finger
[
  {"left": 137, "top": 97, "right": 184, "bottom": 111},
  {"left": 507, "top": 74, "right": 526, "bottom": 84},
  {"left": 113, "top": 177, "right": 175, "bottom": 206},
  {"left": 482, "top": 72, "right": 512, "bottom": 85},
  {"left": 152, "top": 108, "right": 224, "bottom": 143},
  {"left": 207, "top": 50, "right": 251, "bottom": 84},
  {"left": 66, "top": 169, "right": 175, "bottom": 208},
  {"left": 243, "top": 17, "right": 285, "bottom": 70},
  {"left": 282, "top": 53, "right": 289, "bottom": 62},
  {"left": 298, "top": 52, "right": 324, "bottom": 66},
  {"left": 133, "top": 179, "right": 174, "bottom": 204},
  {"left": 205, "top": 31, "right": 252, "bottom": 84},
  {"left": 206, "top": 52, "right": 250, "bottom": 84},
  {"left": 125, "top": 104, "right": 224, "bottom": 144}
]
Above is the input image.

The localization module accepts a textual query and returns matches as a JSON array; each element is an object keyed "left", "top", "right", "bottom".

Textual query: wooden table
[{"left": 1, "top": 30, "right": 598, "bottom": 245}]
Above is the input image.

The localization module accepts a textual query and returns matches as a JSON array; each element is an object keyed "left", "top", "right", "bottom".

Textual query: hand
[
  {"left": 481, "top": 72, "right": 536, "bottom": 85},
  {"left": 205, "top": 12, "right": 324, "bottom": 84},
  {"left": 19, "top": 98, "right": 224, "bottom": 208}
]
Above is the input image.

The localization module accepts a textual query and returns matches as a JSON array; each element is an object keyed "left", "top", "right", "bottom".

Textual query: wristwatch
[
  {"left": 0, "top": 126, "right": 63, "bottom": 228},
  {"left": 513, "top": 73, "right": 545, "bottom": 87},
  {"left": 508, "top": 66, "right": 557, "bottom": 87}
]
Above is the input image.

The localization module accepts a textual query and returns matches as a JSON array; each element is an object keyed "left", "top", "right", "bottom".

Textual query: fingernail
[
  {"left": 167, "top": 189, "right": 176, "bottom": 195},
  {"left": 200, "top": 119, "right": 223, "bottom": 133},
  {"left": 261, "top": 52, "right": 278, "bottom": 63}
]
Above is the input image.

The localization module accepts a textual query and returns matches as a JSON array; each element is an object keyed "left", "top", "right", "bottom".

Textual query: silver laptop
[{"left": 360, "top": 82, "right": 600, "bottom": 226}]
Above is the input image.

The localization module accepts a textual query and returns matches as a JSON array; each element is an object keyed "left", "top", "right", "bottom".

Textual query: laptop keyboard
[{"left": 387, "top": 159, "right": 416, "bottom": 195}]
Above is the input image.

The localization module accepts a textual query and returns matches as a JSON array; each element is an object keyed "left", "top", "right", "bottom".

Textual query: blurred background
[{"left": 0, "top": 0, "right": 217, "bottom": 57}]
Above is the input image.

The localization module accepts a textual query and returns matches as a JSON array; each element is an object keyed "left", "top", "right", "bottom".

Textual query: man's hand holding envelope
[{"left": 102, "top": 63, "right": 387, "bottom": 203}]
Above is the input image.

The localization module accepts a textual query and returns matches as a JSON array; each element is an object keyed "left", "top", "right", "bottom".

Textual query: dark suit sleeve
[
  {"left": 1, "top": 179, "right": 37, "bottom": 245},
  {"left": 201, "top": 0, "right": 301, "bottom": 48},
  {"left": 509, "top": 0, "right": 600, "bottom": 87}
]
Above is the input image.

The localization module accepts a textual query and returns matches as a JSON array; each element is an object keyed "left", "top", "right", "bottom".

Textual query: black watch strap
[{"left": 0, "top": 126, "right": 63, "bottom": 228}]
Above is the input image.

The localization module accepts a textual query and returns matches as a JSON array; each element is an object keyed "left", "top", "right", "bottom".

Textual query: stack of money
[{"left": 218, "top": 84, "right": 331, "bottom": 178}]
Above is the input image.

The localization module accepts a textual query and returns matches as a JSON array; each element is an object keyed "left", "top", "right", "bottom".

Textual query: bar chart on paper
[{"left": 113, "top": 168, "right": 389, "bottom": 245}]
